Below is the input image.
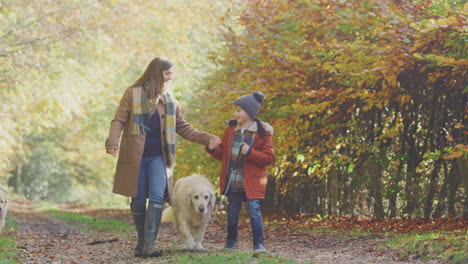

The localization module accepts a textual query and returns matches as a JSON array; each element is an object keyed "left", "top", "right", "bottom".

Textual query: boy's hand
[
  {"left": 209, "top": 136, "right": 221, "bottom": 150},
  {"left": 241, "top": 143, "right": 250, "bottom": 155}
]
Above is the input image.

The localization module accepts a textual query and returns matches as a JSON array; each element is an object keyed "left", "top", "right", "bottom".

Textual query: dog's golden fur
[
  {"left": 0, "top": 190, "right": 7, "bottom": 233},
  {"left": 162, "top": 174, "right": 215, "bottom": 250}
]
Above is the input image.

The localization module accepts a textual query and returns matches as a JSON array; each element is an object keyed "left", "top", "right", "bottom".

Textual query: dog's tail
[{"left": 161, "top": 206, "right": 174, "bottom": 223}]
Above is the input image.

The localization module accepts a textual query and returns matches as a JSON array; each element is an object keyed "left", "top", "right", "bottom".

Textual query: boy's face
[{"left": 233, "top": 105, "right": 251, "bottom": 125}]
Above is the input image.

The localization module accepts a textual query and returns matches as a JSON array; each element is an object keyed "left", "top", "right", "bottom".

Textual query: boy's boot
[
  {"left": 131, "top": 209, "right": 145, "bottom": 257},
  {"left": 252, "top": 223, "right": 266, "bottom": 252},
  {"left": 224, "top": 222, "right": 237, "bottom": 250},
  {"left": 142, "top": 202, "right": 163, "bottom": 258}
]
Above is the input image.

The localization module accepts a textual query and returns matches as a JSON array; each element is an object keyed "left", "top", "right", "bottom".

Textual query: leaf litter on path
[{"left": 6, "top": 199, "right": 457, "bottom": 264}]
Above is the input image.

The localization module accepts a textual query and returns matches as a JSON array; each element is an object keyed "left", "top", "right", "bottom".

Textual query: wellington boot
[
  {"left": 131, "top": 209, "right": 145, "bottom": 257},
  {"left": 142, "top": 202, "right": 163, "bottom": 258}
]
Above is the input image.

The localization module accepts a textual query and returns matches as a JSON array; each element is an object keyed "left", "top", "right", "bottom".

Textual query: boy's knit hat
[{"left": 233, "top": 91, "right": 265, "bottom": 119}]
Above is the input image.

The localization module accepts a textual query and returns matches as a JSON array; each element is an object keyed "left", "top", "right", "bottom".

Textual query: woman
[{"left": 105, "top": 57, "right": 214, "bottom": 258}]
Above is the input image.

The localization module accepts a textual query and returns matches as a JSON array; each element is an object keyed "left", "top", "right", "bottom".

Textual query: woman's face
[{"left": 163, "top": 68, "right": 173, "bottom": 83}]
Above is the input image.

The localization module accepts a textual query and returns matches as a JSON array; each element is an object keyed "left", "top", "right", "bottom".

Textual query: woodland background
[{"left": 0, "top": 0, "right": 466, "bottom": 219}]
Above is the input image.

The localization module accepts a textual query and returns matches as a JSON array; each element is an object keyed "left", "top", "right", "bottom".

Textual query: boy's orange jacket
[{"left": 207, "top": 119, "right": 275, "bottom": 200}]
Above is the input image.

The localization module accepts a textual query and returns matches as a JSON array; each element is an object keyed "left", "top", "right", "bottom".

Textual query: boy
[{"left": 207, "top": 91, "right": 275, "bottom": 252}]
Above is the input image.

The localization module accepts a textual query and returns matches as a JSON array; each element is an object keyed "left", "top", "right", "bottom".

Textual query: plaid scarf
[
  {"left": 227, "top": 126, "right": 256, "bottom": 193},
  {"left": 132, "top": 86, "right": 151, "bottom": 135},
  {"left": 132, "top": 86, "right": 176, "bottom": 168}
]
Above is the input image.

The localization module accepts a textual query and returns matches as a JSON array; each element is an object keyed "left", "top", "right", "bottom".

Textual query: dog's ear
[{"left": 187, "top": 191, "right": 193, "bottom": 207}]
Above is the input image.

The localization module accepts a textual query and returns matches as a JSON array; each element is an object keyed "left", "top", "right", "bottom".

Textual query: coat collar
[
  {"left": 226, "top": 118, "right": 273, "bottom": 136},
  {"left": 234, "top": 120, "right": 258, "bottom": 133}
]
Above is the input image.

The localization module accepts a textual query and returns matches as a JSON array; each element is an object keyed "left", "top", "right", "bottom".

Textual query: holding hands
[{"left": 209, "top": 136, "right": 221, "bottom": 150}]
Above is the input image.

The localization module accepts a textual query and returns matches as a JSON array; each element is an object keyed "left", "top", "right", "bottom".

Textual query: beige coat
[{"left": 105, "top": 86, "right": 211, "bottom": 203}]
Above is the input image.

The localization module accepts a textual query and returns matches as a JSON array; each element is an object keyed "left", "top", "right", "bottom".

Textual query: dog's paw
[
  {"left": 194, "top": 243, "right": 205, "bottom": 251},
  {"left": 183, "top": 238, "right": 196, "bottom": 250}
]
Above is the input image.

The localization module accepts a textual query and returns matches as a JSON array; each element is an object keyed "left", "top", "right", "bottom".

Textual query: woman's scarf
[
  {"left": 132, "top": 86, "right": 151, "bottom": 135},
  {"left": 164, "top": 92, "right": 176, "bottom": 168},
  {"left": 132, "top": 85, "right": 176, "bottom": 168}
]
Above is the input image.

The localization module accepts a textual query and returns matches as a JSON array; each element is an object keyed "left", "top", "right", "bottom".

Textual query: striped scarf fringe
[{"left": 164, "top": 92, "right": 176, "bottom": 168}]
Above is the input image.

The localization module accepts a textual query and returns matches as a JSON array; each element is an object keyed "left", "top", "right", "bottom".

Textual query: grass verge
[
  {"left": 383, "top": 231, "right": 467, "bottom": 262},
  {"left": 0, "top": 217, "right": 21, "bottom": 264},
  {"left": 36, "top": 202, "right": 133, "bottom": 235},
  {"left": 165, "top": 250, "right": 306, "bottom": 264}
]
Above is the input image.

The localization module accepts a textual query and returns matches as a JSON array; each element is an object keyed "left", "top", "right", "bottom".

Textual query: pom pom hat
[{"left": 233, "top": 91, "right": 265, "bottom": 119}]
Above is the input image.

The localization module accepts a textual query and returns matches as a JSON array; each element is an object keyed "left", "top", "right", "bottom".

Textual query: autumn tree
[{"left": 190, "top": 0, "right": 467, "bottom": 218}]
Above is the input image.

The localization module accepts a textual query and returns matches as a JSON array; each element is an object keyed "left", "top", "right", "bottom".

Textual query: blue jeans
[
  {"left": 226, "top": 191, "right": 264, "bottom": 248},
  {"left": 130, "top": 155, "right": 167, "bottom": 212}
]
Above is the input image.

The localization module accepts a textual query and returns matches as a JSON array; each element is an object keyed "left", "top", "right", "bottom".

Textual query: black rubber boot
[
  {"left": 131, "top": 209, "right": 145, "bottom": 257},
  {"left": 142, "top": 202, "right": 163, "bottom": 258}
]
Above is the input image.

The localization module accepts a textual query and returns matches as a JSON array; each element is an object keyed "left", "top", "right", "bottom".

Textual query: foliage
[
  {"left": 8, "top": 135, "right": 73, "bottom": 201},
  {"left": 1, "top": 0, "right": 466, "bottom": 219},
  {"left": 190, "top": 0, "right": 468, "bottom": 217},
  {"left": 0, "top": 0, "right": 229, "bottom": 205}
]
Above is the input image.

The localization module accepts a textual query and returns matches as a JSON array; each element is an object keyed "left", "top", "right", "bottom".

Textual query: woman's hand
[
  {"left": 209, "top": 136, "right": 221, "bottom": 150},
  {"left": 106, "top": 148, "right": 117, "bottom": 157}
]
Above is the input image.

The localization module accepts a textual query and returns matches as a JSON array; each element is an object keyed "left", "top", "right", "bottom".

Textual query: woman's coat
[{"left": 106, "top": 86, "right": 211, "bottom": 203}]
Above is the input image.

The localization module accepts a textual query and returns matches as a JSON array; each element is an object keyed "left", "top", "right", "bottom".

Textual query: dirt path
[{"left": 7, "top": 199, "right": 440, "bottom": 264}]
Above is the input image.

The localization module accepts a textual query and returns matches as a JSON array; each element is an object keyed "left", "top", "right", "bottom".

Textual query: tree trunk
[
  {"left": 341, "top": 172, "right": 352, "bottom": 215},
  {"left": 457, "top": 156, "right": 468, "bottom": 217},
  {"left": 448, "top": 160, "right": 461, "bottom": 217},
  {"left": 264, "top": 176, "right": 276, "bottom": 213},
  {"left": 424, "top": 160, "right": 441, "bottom": 218},
  {"left": 434, "top": 163, "right": 449, "bottom": 217},
  {"left": 16, "top": 164, "right": 22, "bottom": 194},
  {"left": 368, "top": 155, "right": 385, "bottom": 218},
  {"left": 388, "top": 145, "right": 404, "bottom": 218},
  {"left": 403, "top": 138, "right": 419, "bottom": 218},
  {"left": 327, "top": 166, "right": 339, "bottom": 215}
]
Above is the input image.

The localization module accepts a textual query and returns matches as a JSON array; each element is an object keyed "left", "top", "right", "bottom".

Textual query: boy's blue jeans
[
  {"left": 226, "top": 191, "right": 264, "bottom": 249},
  {"left": 130, "top": 155, "right": 167, "bottom": 212}
]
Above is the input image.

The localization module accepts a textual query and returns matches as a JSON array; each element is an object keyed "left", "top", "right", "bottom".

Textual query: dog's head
[{"left": 189, "top": 187, "right": 215, "bottom": 215}]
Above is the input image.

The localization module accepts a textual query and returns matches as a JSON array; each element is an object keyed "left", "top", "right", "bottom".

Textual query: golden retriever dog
[
  {"left": 162, "top": 174, "right": 215, "bottom": 251},
  {"left": 0, "top": 190, "right": 7, "bottom": 233}
]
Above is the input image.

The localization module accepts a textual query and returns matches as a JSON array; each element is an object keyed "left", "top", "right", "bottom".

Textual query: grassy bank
[
  {"left": 0, "top": 217, "right": 20, "bottom": 264},
  {"left": 384, "top": 232, "right": 467, "bottom": 262}
]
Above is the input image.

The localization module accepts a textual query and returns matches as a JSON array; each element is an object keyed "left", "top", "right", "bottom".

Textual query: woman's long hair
[{"left": 132, "top": 57, "right": 173, "bottom": 104}]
